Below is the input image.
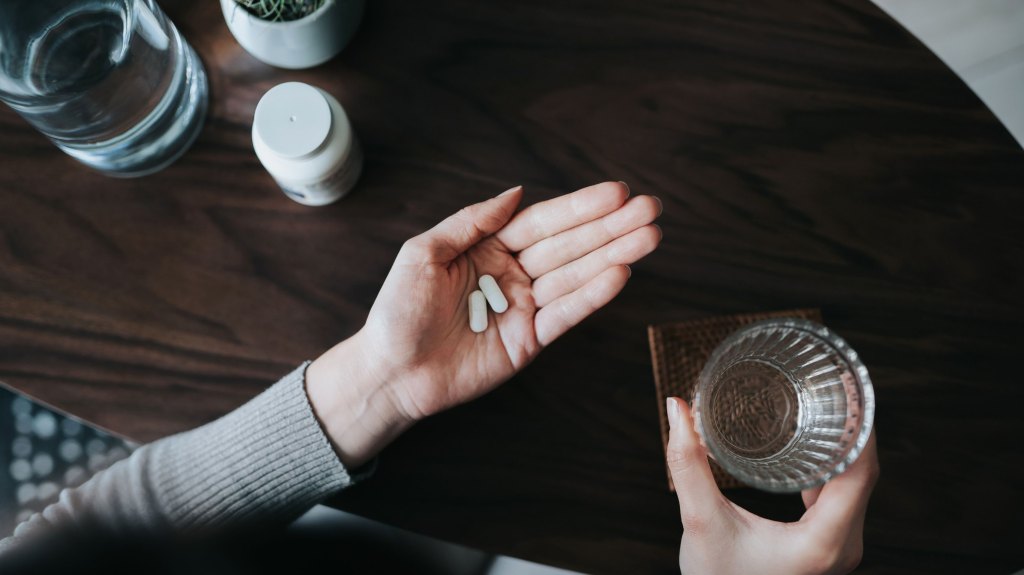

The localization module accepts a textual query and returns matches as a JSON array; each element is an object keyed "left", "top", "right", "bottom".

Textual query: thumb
[
  {"left": 410, "top": 186, "right": 524, "bottom": 262},
  {"left": 666, "top": 397, "right": 726, "bottom": 532}
]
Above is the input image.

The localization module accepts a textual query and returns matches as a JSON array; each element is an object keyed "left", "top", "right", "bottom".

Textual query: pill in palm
[
  {"left": 477, "top": 274, "right": 508, "bottom": 313},
  {"left": 469, "top": 290, "right": 488, "bottom": 333}
]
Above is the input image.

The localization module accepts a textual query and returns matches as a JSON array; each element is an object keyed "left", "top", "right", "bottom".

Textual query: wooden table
[{"left": 2, "top": 0, "right": 1022, "bottom": 572}]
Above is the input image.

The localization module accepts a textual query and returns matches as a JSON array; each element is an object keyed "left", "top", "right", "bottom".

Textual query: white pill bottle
[{"left": 252, "top": 82, "right": 363, "bottom": 206}]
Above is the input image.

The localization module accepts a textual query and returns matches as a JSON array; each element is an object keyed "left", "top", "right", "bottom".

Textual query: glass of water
[
  {"left": 693, "top": 319, "right": 875, "bottom": 493},
  {"left": 0, "top": 0, "right": 208, "bottom": 177}
]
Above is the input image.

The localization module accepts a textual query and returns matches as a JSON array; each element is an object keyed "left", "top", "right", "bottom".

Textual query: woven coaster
[{"left": 648, "top": 308, "right": 823, "bottom": 491}]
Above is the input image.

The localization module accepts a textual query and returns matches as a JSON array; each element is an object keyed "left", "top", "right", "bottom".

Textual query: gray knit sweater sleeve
[{"left": 2, "top": 362, "right": 362, "bottom": 549}]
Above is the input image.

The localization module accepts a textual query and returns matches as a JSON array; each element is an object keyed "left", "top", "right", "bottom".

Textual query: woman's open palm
[{"left": 361, "top": 182, "right": 662, "bottom": 421}]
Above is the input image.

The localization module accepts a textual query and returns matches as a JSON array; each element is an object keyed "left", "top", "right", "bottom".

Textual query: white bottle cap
[{"left": 253, "top": 82, "right": 332, "bottom": 159}]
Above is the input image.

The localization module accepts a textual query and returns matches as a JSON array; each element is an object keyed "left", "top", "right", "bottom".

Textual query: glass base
[{"left": 57, "top": 36, "right": 208, "bottom": 178}]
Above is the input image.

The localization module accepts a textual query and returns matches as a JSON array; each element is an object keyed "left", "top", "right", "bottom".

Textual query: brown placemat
[{"left": 648, "top": 308, "right": 823, "bottom": 491}]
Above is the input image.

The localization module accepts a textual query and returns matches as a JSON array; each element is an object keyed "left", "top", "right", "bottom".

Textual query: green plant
[{"left": 234, "top": 0, "right": 326, "bottom": 22}]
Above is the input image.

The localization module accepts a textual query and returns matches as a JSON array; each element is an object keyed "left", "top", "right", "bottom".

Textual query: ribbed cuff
[{"left": 151, "top": 362, "right": 361, "bottom": 530}]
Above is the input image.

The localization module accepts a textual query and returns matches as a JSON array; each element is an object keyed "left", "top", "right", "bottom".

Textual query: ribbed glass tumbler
[{"left": 693, "top": 319, "right": 874, "bottom": 493}]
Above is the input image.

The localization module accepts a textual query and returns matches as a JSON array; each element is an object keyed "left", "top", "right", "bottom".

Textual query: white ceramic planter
[{"left": 221, "top": 0, "right": 365, "bottom": 69}]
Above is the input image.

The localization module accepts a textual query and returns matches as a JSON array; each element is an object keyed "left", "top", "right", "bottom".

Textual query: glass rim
[{"left": 693, "top": 318, "right": 875, "bottom": 492}]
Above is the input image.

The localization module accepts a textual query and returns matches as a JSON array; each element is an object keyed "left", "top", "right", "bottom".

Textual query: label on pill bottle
[{"left": 276, "top": 137, "right": 364, "bottom": 206}]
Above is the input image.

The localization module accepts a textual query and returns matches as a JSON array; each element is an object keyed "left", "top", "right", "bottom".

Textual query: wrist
[{"left": 305, "top": 330, "right": 416, "bottom": 468}]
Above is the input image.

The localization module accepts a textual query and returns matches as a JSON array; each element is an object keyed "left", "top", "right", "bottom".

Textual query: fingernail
[
  {"left": 666, "top": 397, "right": 680, "bottom": 428},
  {"left": 618, "top": 181, "right": 631, "bottom": 195},
  {"left": 653, "top": 195, "right": 663, "bottom": 214},
  {"left": 499, "top": 185, "right": 523, "bottom": 197},
  {"left": 625, "top": 264, "right": 632, "bottom": 277}
]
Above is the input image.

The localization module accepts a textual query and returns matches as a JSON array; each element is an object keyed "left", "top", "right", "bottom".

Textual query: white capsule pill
[
  {"left": 477, "top": 274, "right": 508, "bottom": 313},
  {"left": 469, "top": 290, "right": 488, "bottom": 333}
]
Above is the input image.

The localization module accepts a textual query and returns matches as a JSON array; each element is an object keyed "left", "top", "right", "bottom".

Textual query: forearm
[
  {"left": 2, "top": 363, "right": 360, "bottom": 551},
  {"left": 306, "top": 330, "right": 417, "bottom": 468}
]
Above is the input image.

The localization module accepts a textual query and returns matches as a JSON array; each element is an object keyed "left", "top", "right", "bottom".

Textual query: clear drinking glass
[
  {"left": 693, "top": 319, "right": 875, "bottom": 493},
  {"left": 0, "top": 0, "right": 208, "bottom": 177}
]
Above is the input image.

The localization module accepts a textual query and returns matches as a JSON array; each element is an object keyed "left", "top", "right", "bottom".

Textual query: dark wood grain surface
[{"left": 2, "top": 0, "right": 1023, "bottom": 573}]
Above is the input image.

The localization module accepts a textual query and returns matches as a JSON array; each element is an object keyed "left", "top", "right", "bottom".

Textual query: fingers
[
  {"left": 407, "top": 186, "right": 524, "bottom": 262},
  {"left": 517, "top": 195, "right": 663, "bottom": 278},
  {"left": 533, "top": 265, "right": 629, "bottom": 346},
  {"left": 803, "top": 431, "right": 880, "bottom": 534},
  {"left": 801, "top": 485, "right": 823, "bottom": 509},
  {"left": 495, "top": 181, "right": 629, "bottom": 252},
  {"left": 665, "top": 397, "right": 727, "bottom": 533},
  {"left": 531, "top": 224, "right": 662, "bottom": 308}
]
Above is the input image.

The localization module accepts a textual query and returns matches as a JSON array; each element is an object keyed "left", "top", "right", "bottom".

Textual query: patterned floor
[{"left": 0, "top": 384, "right": 133, "bottom": 537}]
